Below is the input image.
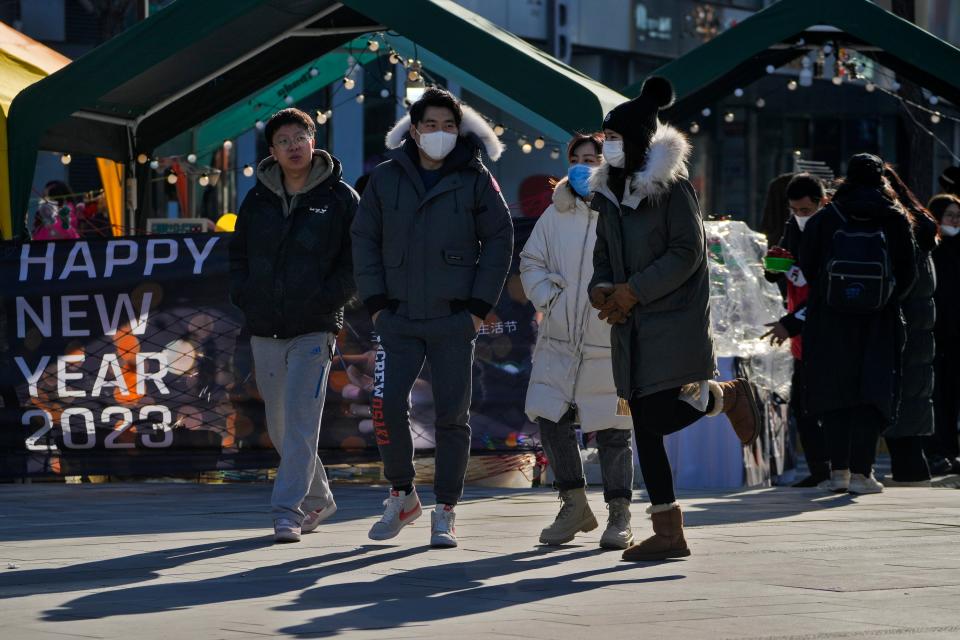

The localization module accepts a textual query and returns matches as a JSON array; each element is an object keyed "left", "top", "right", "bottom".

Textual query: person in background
[
  {"left": 520, "top": 132, "right": 635, "bottom": 551},
  {"left": 762, "top": 173, "right": 831, "bottom": 487},
  {"left": 799, "top": 154, "right": 918, "bottom": 495},
  {"left": 926, "top": 193, "right": 960, "bottom": 475},
  {"left": 938, "top": 166, "right": 959, "bottom": 197},
  {"left": 32, "top": 181, "right": 80, "bottom": 241},
  {"left": 760, "top": 173, "right": 796, "bottom": 253},
  {"left": 882, "top": 165, "right": 938, "bottom": 486},
  {"left": 589, "top": 77, "right": 761, "bottom": 562}
]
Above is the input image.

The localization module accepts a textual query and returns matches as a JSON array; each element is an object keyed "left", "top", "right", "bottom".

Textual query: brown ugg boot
[
  {"left": 621, "top": 503, "right": 690, "bottom": 561},
  {"left": 710, "top": 378, "right": 760, "bottom": 446}
]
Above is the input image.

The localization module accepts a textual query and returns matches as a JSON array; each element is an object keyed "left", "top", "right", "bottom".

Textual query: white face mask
[
  {"left": 942, "top": 225, "right": 960, "bottom": 237},
  {"left": 602, "top": 140, "right": 625, "bottom": 168},
  {"left": 794, "top": 214, "right": 811, "bottom": 231},
  {"left": 416, "top": 129, "right": 457, "bottom": 161}
]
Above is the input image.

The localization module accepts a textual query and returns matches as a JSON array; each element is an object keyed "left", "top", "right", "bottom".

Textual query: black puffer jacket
[
  {"left": 799, "top": 186, "right": 918, "bottom": 420},
  {"left": 229, "top": 151, "right": 359, "bottom": 338},
  {"left": 886, "top": 213, "right": 938, "bottom": 438},
  {"left": 933, "top": 234, "right": 960, "bottom": 362}
]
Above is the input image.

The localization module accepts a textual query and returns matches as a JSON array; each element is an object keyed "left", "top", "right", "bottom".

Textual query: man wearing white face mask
[
  {"left": 762, "top": 173, "right": 830, "bottom": 487},
  {"left": 352, "top": 87, "right": 513, "bottom": 548}
]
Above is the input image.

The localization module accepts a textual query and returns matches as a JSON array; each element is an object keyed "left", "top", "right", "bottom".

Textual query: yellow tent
[{"left": 0, "top": 22, "right": 122, "bottom": 239}]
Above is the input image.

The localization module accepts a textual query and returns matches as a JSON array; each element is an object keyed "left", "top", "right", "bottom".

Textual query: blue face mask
[{"left": 567, "top": 163, "right": 592, "bottom": 198}]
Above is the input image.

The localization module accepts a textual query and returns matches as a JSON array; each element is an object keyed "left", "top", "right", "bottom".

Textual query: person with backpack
[
  {"left": 882, "top": 165, "right": 938, "bottom": 486},
  {"left": 520, "top": 132, "right": 635, "bottom": 550},
  {"left": 799, "top": 153, "right": 918, "bottom": 494},
  {"left": 588, "top": 77, "right": 762, "bottom": 562}
]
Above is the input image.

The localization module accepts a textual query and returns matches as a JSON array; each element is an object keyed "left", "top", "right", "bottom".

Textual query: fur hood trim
[
  {"left": 384, "top": 103, "right": 504, "bottom": 161},
  {"left": 551, "top": 176, "right": 581, "bottom": 213},
  {"left": 589, "top": 123, "right": 690, "bottom": 202}
]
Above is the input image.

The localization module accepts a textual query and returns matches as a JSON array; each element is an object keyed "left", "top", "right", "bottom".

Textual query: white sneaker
[
  {"left": 430, "top": 504, "right": 458, "bottom": 548},
  {"left": 273, "top": 518, "right": 301, "bottom": 543},
  {"left": 849, "top": 472, "right": 884, "bottom": 494},
  {"left": 818, "top": 469, "right": 851, "bottom": 493},
  {"left": 301, "top": 502, "right": 338, "bottom": 534},
  {"left": 368, "top": 488, "right": 421, "bottom": 540}
]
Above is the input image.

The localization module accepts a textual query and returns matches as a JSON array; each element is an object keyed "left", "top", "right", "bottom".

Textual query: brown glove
[{"left": 610, "top": 282, "right": 640, "bottom": 314}]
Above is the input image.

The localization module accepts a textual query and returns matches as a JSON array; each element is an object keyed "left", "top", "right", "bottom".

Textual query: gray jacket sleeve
[
  {"left": 468, "top": 170, "right": 514, "bottom": 318},
  {"left": 627, "top": 179, "right": 705, "bottom": 305},
  {"left": 350, "top": 172, "right": 389, "bottom": 316}
]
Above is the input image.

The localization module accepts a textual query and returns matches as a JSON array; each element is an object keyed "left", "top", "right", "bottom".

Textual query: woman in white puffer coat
[{"left": 520, "top": 133, "right": 634, "bottom": 550}]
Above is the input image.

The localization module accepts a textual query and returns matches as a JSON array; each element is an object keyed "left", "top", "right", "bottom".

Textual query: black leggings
[{"left": 629, "top": 387, "right": 713, "bottom": 506}]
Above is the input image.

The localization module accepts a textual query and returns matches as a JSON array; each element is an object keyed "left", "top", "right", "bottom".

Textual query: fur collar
[
  {"left": 551, "top": 177, "right": 577, "bottom": 213},
  {"left": 589, "top": 123, "right": 690, "bottom": 203},
  {"left": 384, "top": 102, "right": 503, "bottom": 161}
]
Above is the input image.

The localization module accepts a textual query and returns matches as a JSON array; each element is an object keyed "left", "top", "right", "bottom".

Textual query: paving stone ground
[{"left": 1, "top": 482, "right": 959, "bottom": 639}]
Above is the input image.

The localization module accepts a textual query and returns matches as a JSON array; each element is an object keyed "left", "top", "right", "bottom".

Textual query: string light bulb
[
  {"left": 166, "top": 171, "right": 178, "bottom": 184},
  {"left": 407, "top": 69, "right": 420, "bottom": 82},
  {"left": 150, "top": 159, "right": 160, "bottom": 170},
  {"left": 929, "top": 95, "right": 940, "bottom": 106},
  {"left": 701, "top": 107, "right": 712, "bottom": 117},
  {"left": 324, "top": 109, "right": 333, "bottom": 119},
  {"left": 255, "top": 120, "right": 265, "bottom": 130},
  {"left": 137, "top": 153, "right": 148, "bottom": 164},
  {"left": 223, "top": 140, "right": 233, "bottom": 150},
  {"left": 765, "top": 64, "right": 776, "bottom": 74},
  {"left": 198, "top": 174, "right": 210, "bottom": 187},
  {"left": 534, "top": 137, "right": 545, "bottom": 150},
  {"left": 60, "top": 153, "right": 72, "bottom": 165},
  {"left": 187, "top": 153, "right": 197, "bottom": 164},
  {"left": 493, "top": 124, "right": 505, "bottom": 137},
  {"left": 309, "top": 67, "right": 319, "bottom": 78},
  {"left": 284, "top": 95, "right": 294, "bottom": 105},
  {"left": 517, "top": 136, "right": 528, "bottom": 148},
  {"left": 521, "top": 142, "right": 533, "bottom": 154},
  {"left": 689, "top": 122, "right": 700, "bottom": 134},
  {"left": 383, "top": 71, "right": 393, "bottom": 82},
  {"left": 380, "top": 88, "right": 390, "bottom": 98},
  {"left": 865, "top": 82, "right": 876, "bottom": 93},
  {"left": 755, "top": 97, "right": 766, "bottom": 108},
  {"left": 787, "top": 80, "right": 798, "bottom": 91},
  {"left": 931, "top": 112, "right": 942, "bottom": 124},
  {"left": 242, "top": 164, "right": 254, "bottom": 177},
  {"left": 734, "top": 87, "right": 744, "bottom": 98},
  {"left": 316, "top": 110, "right": 327, "bottom": 125},
  {"left": 367, "top": 39, "right": 380, "bottom": 52},
  {"left": 550, "top": 147, "right": 560, "bottom": 160},
  {"left": 343, "top": 77, "right": 355, "bottom": 90},
  {"left": 724, "top": 112, "right": 735, "bottom": 123},
  {"left": 355, "top": 94, "right": 365, "bottom": 104},
  {"left": 388, "top": 51, "right": 401, "bottom": 65}
]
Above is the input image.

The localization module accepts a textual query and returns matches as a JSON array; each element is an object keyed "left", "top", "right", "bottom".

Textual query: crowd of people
[
  {"left": 761, "top": 158, "right": 960, "bottom": 491},
  {"left": 222, "top": 75, "right": 959, "bottom": 562}
]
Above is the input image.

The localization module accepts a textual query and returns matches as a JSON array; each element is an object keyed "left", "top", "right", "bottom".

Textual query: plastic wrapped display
[{"left": 706, "top": 220, "right": 793, "bottom": 400}]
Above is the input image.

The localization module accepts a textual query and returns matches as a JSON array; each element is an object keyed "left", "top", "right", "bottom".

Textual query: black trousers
[
  {"left": 885, "top": 436, "right": 931, "bottom": 482},
  {"left": 821, "top": 405, "right": 884, "bottom": 476},
  {"left": 927, "top": 358, "right": 960, "bottom": 461},
  {"left": 629, "top": 387, "right": 713, "bottom": 506},
  {"left": 790, "top": 358, "right": 830, "bottom": 476}
]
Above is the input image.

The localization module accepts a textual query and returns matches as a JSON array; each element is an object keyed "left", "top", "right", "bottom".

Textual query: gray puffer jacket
[
  {"left": 352, "top": 105, "right": 514, "bottom": 320},
  {"left": 588, "top": 124, "right": 718, "bottom": 400}
]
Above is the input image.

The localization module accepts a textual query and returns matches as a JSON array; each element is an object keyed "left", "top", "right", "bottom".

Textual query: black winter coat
[
  {"left": 886, "top": 213, "right": 938, "bottom": 438},
  {"left": 933, "top": 234, "right": 960, "bottom": 362},
  {"left": 229, "top": 151, "right": 359, "bottom": 339},
  {"left": 799, "top": 186, "right": 918, "bottom": 420}
]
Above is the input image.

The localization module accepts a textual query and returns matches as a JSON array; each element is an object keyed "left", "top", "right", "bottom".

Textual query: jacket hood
[
  {"left": 256, "top": 149, "right": 337, "bottom": 198},
  {"left": 832, "top": 185, "right": 905, "bottom": 222},
  {"left": 551, "top": 176, "right": 589, "bottom": 214},
  {"left": 385, "top": 102, "right": 504, "bottom": 161},
  {"left": 589, "top": 123, "right": 689, "bottom": 203}
]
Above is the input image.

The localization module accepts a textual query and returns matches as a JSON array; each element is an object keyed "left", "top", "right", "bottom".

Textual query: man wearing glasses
[
  {"left": 229, "top": 108, "right": 359, "bottom": 543},
  {"left": 352, "top": 88, "right": 513, "bottom": 548}
]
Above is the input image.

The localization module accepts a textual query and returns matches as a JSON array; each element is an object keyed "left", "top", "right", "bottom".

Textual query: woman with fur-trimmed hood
[
  {"left": 520, "top": 132, "right": 635, "bottom": 551},
  {"left": 587, "top": 77, "right": 762, "bottom": 562}
]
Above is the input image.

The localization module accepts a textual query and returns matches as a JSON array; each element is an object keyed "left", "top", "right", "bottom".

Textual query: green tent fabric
[
  {"left": 7, "top": 0, "right": 623, "bottom": 237},
  {"left": 623, "top": 0, "right": 960, "bottom": 120}
]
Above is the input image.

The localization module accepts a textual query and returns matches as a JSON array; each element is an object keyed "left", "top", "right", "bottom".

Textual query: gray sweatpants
[
  {"left": 250, "top": 332, "right": 335, "bottom": 523},
  {"left": 539, "top": 410, "right": 634, "bottom": 502},
  {"left": 373, "top": 310, "right": 475, "bottom": 506}
]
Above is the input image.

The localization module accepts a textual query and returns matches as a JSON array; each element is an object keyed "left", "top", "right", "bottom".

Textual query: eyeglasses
[{"left": 273, "top": 133, "right": 313, "bottom": 149}]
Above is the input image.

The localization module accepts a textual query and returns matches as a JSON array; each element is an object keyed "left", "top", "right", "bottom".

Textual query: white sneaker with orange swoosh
[{"left": 369, "top": 488, "right": 422, "bottom": 540}]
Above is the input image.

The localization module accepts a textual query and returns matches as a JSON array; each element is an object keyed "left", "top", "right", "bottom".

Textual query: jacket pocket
[
  {"left": 437, "top": 247, "right": 479, "bottom": 300},
  {"left": 442, "top": 247, "right": 479, "bottom": 267},
  {"left": 383, "top": 246, "right": 406, "bottom": 299}
]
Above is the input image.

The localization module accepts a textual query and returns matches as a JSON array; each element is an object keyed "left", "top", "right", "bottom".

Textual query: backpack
[{"left": 825, "top": 203, "right": 895, "bottom": 313}]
